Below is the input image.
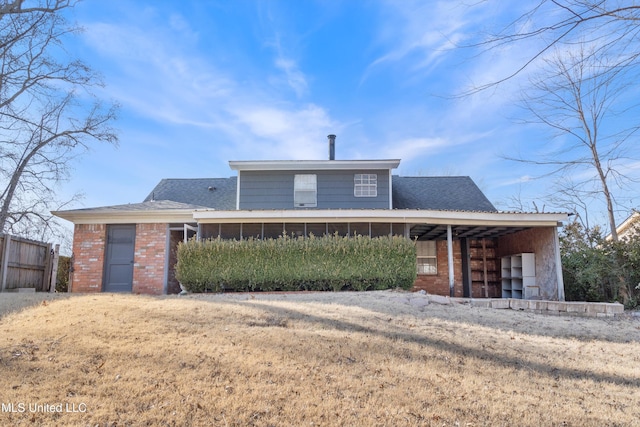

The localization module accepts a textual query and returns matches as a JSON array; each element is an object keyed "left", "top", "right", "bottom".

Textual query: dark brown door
[{"left": 103, "top": 225, "right": 135, "bottom": 292}]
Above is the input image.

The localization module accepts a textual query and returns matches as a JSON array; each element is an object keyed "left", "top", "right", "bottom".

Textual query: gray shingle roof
[
  {"left": 143, "top": 177, "right": 237, "bottom": 210},
  {"left": 142, "top": 175, "right": 495, "bottom": 212},
  {"left": 392, "top": 176, "right": 497, "bottom": 211},
  {"left": 51, "top": 200, "right": 208, "bottom": 217}
]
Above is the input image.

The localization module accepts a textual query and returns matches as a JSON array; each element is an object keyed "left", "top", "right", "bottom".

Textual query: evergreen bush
[{"left": 176, "top": 233, "right": 416, "bottom": 293}]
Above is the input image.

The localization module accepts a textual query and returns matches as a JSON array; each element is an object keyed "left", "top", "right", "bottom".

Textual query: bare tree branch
[
  {"left": 0, "top": 0, "right": 119, "bottom": 236},
  {"left": 508, "top": 43, "right": 639, "bottom": 240},
  {"left": 462, "top": 1, "right": 640, "bottom": 95}
]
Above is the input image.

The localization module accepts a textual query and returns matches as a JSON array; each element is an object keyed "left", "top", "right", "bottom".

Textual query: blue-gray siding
[{"left": 239, "top": 170, "right": 390, "bottom": 209}]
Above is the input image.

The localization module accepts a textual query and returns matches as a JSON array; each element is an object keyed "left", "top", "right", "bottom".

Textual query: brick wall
[
  {"left": 497, "top": 227, "right": 560, "bottom": 300},
  {"left": 70, "top": 224, "right": 106, "bottom": 292},
  {"left": 132, "top": 223, "right": 167, "bottom": 295},
  {"left": 412, "top": 240, "right": 463, "bottom": 296}
]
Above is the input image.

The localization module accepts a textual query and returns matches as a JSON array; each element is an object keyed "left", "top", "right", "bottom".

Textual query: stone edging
[{"left": 422, "top": 293, "right": 625, "bottom": 318}]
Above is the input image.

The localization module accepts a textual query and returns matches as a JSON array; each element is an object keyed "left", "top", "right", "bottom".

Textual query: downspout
[
  {"left": 447, "top": 225, "right": 454, "bottom": 297},
  {"left": 163, "top": 224, "right": 170, "bottom": 295},
  {"left": 236, "top": 171, "right": 241, "bottom": 210},
  {"left": 389, "top": 172, "right": 393, "bottom": 209}
]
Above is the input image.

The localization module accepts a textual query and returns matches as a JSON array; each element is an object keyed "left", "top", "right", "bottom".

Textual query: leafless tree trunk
[
  {"left": 508, "top": 44, "right": 639, "bottom": 241},
  {"left": 0, "top": 0, "right": 118, "bottom": 237}
]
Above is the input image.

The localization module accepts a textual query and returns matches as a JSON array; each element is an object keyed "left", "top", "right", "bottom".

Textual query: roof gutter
[{"left": 191, "top": 209, "right": 569, "bottom": 227}]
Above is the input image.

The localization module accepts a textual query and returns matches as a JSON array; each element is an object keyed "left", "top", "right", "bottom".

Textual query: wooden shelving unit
[{"left": 469, "top": 239, "right": 499, "bottom": 298}]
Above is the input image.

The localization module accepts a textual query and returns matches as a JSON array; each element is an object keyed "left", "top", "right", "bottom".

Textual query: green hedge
[{"left": 175, "top": 233, "right": 417, "bottom": 292}]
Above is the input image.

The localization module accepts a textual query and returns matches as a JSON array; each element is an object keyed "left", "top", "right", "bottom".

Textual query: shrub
[
  {"left": 561, "top": 221, "right": 640, "bottom": 308},
  {"left": 176, "top": 233, "right": 417, "bottom": 293},
  {"left": 56, "top": 256, "right": 72, "bottom": 292}
]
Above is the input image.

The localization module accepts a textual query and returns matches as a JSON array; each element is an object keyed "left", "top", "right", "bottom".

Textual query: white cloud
[
  {"left": 81, "top": 17, "right": 332, "bottom": 160},
  {"left": 274, "top": 57, "right": 308, "bottom": 97},
  {"left": 229, "top": 103, "right": 337, "bottom": 160},
  {"left": 363, "top": 1, "right": 489, "bottom": 82},
  {"left": 379, "top": 137, "right": 449, "bottom": 160}
]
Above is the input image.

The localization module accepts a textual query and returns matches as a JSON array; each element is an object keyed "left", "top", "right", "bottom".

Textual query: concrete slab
[
  {"left": 528, "top": 300, "right": 548, "bottom": 311},
  {"left": 469, "top": 299, "right": 491, "bottom": 308},
  {"left": 546, "top": 301, "right": 565, "bottom": 312},
  {"left": 565, "top": 302, "right": 587, "bottom": 314},
  {"left": 605, "top": 303, "right": 624, "bottom": 315},
  {"left": 509, "top": 299, "right": 529, "bottom": 310},
  {"left": 490, "top": 299, "right": 510, "bottom": 309}
]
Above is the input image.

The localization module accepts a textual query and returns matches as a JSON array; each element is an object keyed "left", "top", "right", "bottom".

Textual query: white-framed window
[
  {"left": 416, "top": 240, "right": 437, "bottom": 275},
  {"left": 294, "top": 174, "right": 317, "bottom": 207},
  {"left": 354, "top": 173, "right": 377, "bottom": 197}
]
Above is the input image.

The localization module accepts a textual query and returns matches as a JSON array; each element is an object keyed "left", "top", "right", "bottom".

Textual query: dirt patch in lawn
[{"left": 0, "top": 291, "right": 638, "bottom": 426}]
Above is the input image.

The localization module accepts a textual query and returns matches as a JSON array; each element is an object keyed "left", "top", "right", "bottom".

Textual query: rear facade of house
[{"left": 55, "top": 136, "right": 569, "bottom": 300}]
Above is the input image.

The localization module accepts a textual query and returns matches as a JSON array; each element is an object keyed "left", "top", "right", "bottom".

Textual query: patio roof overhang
[
  {"left": 192, "top": 209, "right": 569, "bottom": 240},
  {"left": 51, "top": 208, "right": 196, "bottom": 224},
  {"left": 53, "top": 205, "right": 569, "bottom": 240}
]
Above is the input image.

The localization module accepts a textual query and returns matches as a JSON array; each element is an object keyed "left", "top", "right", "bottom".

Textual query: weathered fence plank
[
  {"left": 0, "top": 235, "right": 10, "bottom": 292},
  {"left": 0, "top": 234, "right": 58, "bottom": 292}
]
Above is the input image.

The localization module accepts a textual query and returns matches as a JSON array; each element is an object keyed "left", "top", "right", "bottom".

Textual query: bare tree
[
  {"left": 0, "top": 0, "right": 118, "bottom": 237},
  {"left": 471, "top": 1, "right": 640, "bottom": 91},
  {"left": 507, "top": 44, "right": 639, "bottom": 241}
]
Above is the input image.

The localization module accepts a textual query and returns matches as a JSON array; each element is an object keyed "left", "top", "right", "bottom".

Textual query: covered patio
[{"left": 184, "top": 209, "right": 569, "bottom": 300}]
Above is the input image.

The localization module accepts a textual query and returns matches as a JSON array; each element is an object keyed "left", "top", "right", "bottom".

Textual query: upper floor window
[
  {"left": 354, "top": 174, "right": 377, "bottom": 197},
  {"left": 294, "top": 174, "right": 317, "bottom": 207}
]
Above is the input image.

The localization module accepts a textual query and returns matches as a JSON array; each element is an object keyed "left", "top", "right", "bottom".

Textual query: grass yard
[{"left": 0, "top": 291, "right": 639, "bottom": 426}]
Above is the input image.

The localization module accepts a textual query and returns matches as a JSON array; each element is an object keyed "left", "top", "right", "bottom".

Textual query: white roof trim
[
  {"left": 54, "top": 206, "right": 569, "bottom": 227},
  {"left": 229, "top": 159, "right": 401, "bottom": 171},
  {"left": 52, "top": 209, "right": 196, "bottom": 225},
  {"left": 192, "top": 209, "right": 569, "bottom": 226}
]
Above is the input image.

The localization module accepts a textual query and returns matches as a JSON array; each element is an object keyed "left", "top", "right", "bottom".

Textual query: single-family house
[
  {"left": 606, "top": 210, "right": 640, "bottom": 241},
  {"left": 53, "top": 135, "right": 569, "bottom": 300}
]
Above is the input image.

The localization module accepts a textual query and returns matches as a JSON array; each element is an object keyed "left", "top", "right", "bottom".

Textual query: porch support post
[
  {"left": 553, "top": 227, "right": 565, "bottom": 301},
  {"left": 447, "top": 225, "right": 454, "bottom": 297}
]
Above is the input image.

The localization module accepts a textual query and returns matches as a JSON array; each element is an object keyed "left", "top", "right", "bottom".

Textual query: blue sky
[{"left": 56, "top": 1, "right": 639, "bottom": 229}]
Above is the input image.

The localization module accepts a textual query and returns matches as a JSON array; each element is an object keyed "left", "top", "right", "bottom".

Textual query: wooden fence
[{"left": 0, "top": 234, "right": 60, "bottom": 292}]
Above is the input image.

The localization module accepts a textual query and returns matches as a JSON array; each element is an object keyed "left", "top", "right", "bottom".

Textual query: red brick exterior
[
  {"left": 70, "top": 223, "right": 168, "bottom": 294},
  {"left": 496, "top": 227, "right": 560, "bottom": 300},
  {"left": 70, "top": 224, "right": 107, "bottom": 292},
  {"left": 412, "top": 240, "right": 464, "bottom": 296},
  {"left": 132, "top": 223, "right": 167, "bottom": 295},
  {"left": 70, "top": 222, "right": 539, "bottom": 299}
]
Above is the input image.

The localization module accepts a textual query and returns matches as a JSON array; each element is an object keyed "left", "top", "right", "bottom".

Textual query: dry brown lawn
[{"left": 0, "top": 291, "right": 639, "bottom": 426}]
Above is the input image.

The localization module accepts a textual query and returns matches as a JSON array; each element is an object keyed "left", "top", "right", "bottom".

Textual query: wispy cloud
[
  {"left": 362, "top": 1, "right": 484, "bottom": 84},
  {"left": 273, "top": 56, "right": 308, "bottom": 98},
  {"left": 81, "top": 13, "right": 335, "bottom": 162},
  {"left": 228, "top": 103, "right": 336, "bottom": 160}
]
